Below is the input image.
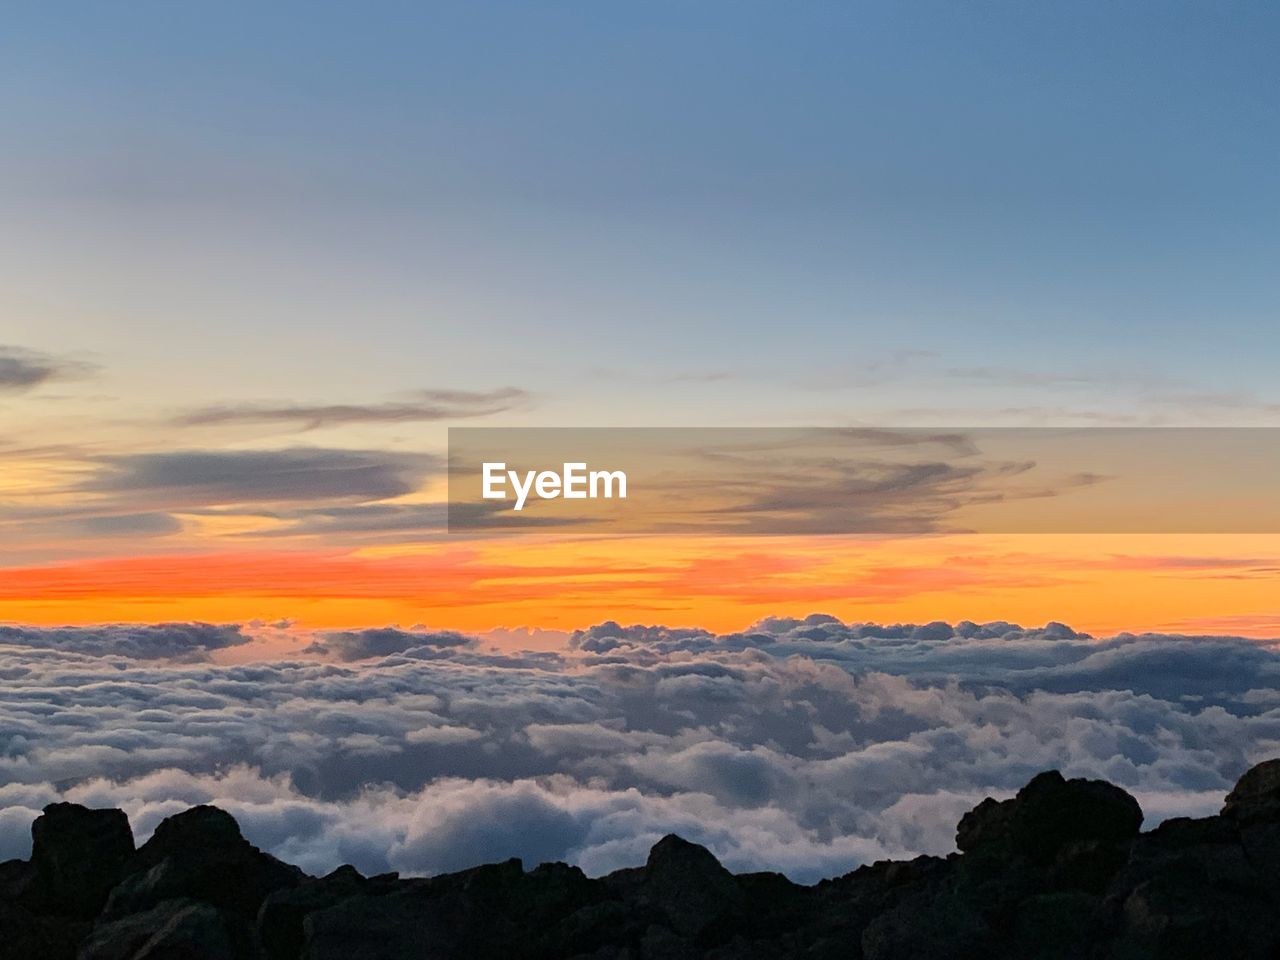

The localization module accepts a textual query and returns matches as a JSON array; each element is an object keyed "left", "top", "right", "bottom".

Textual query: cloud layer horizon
[{"left": 0, "top": 616, "right": 1276, "bottom": 884}]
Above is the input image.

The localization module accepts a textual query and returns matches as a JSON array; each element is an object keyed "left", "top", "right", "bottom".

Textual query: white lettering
[
  {"left": 481, "top": 463, "right": 627, "bottom": 511},
  {"left": 590, "top": 469, "right": 627, "bottom": 499},
  {"left": 534, "top": 470, "right": 561, "bottom": 499},
  {"left": 562, "top": 462, "right": 587, "bottom": 499},
  {"left": 482, "top": 463, "right": 506, "bottom": 499},
  {"left": 509, "top": 469, "right": 537, "bottom": 511}
]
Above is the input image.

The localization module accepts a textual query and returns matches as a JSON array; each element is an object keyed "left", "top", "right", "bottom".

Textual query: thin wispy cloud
[
  {"left": 82, "top": 448, "right": 438, "bottom": 505},
  {"left": 175, "top": 388, "right": 531, "bottom": 430},
  {"left": 241, "top": 503, "right": 447, "bottom": 538},
  {"left": 0, "top": 346, "right": 96, "bottom": 393}
]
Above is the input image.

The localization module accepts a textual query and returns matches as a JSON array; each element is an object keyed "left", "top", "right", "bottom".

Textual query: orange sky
[
  {"left": 3, "top": 533, "right": 1278, "bottom": 640},
  {"left": 4, "top": 4, "right": 1280, "bottom": 656},
  {"left": 4, "top": 396, "right": 1279, "bottom": 641}
]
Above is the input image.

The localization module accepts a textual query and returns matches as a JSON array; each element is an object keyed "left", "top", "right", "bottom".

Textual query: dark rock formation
[
  {"left": 80, "top": 899, "right": 235, "bottom": 960},
  {"left": 3, "top": 761, "right": 1280, "bottom": 958},
  {"left": 30, "top": 802, "right": 134, "bottom": 918},
  {"left": 956, "top": 770, "right": 1143, "bottom": 864},
  {"left": 1224, "top": 757, "right": 1280, "bottom": 823},
  {"left": 103, "top": 805, "right": 303, "bottom": 920}
]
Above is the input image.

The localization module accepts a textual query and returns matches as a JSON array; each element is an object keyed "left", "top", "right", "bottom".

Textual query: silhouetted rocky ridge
[{"left": 4, "top": 761, "right": 1280, "bottom": 958}]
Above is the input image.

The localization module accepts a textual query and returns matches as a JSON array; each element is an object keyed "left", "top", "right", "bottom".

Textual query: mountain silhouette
[{"left": 4, "top": 760, "right": 1280, "bottom": 958}]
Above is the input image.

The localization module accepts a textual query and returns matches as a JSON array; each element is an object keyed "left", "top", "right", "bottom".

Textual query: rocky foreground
[{"left": 4, "top": 762, "right": 1280, "bottom": 959}]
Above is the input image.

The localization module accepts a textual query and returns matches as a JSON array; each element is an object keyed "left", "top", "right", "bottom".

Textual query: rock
[
  {"left": 259, "top": 865, "right": 372, "bottom": 960},
  {"left": 1117, "top": 815, "right": 1253, "bottom": 889},
  {"left": 0, "top": 901, "right": 89, "bottom": 960},
  {"left": 1048, "top": 838, "right": 1130, "bottom": 893},
  {"left": 956, "top": 771, "right": 1142, "bottom": 864},
  {"left": 1101, "top": 808, "right": 1280, "bottom": 959},
  {"left": 0, "top": 764, "right": 1277, "bottom": 958},
  {"left": 30, "top": 803, "right": 134, "bottom": 918},
  {"left": 1004, "top": 892, "right": 1100, "bottom": 960},
  {"left": 1223, "top": 764, "right": 1280, "bottom": 899},
  {"left": 296, "top": 885, "right": 450, "bottom": 960},
  {"left": 860, "top": 887, "right": 990, "bottom": 960},
  {"left": 1223, "top": 759, "right": 1280, "bottom": 824},
  {"left": 295, "top": 859, "right": 607, "bottom": 960},
  {"left": 629, "top": 835, "right": 744, "bottom": 939},
  {"left": 1114, "top": 873, "right": 1276, "bottom": 959},
  {"left": 1239, "top": 821, "right": 1280, "bottom": 902},
  {"left": 0, "top": 858, "right": 35, "bottom": 903},
  {"left": 78, "top": 898, "right": 235, "bottom": 960},
  {"left": 133, "top": 806, "right": 243, "bottom": 864},
  {"left": 635, "top": 923, "right": 698, "bottom": 959},
  {"left": 864, "top": 773, "right": 1142, "bottom": 958},
  {"left": 954, "top": 796, "right": 1014, "bottom": 855},
  {"left": 103, "top": 806, "right": 302, "bottom": 923}
]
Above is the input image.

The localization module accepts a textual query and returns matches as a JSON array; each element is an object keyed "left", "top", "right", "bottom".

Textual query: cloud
[
  {"left": 0, "top": 346, "right": 95, "bottom": 392},
  {"left": 570, "top": 621, "right": 714, "bottom": 652},
  {"left": 0, "top": 509, "right": 185, "bottom": 547},
  {"left": 672, "top": 430, "right": 1009, "bottom": 535},
  {"left": 176, "top": 388, "right": 531, "bottom": 430},
  {"left": 242, "top": 503, "right": 445, "bottom": 538},
  {"left": 0, "top": 616, "right": 1277, "bottom": 883},
  {"left": 450, "top": 429, "right": 1111, "bottom": 537},
  {"left": 83, "top": 448, "right": 436, "bottom": 505},
  {"left": 0, "top": 622, "right": 249, "bottom": 661},
  {"left": 76, "top": 512, "right": 184, "bottom": 537},
  {"left": 943, "top": 366, "right": 1121, "bottom": 388},
  {"left": 302, "top": 627, "right": 475, "bottom": 661}
]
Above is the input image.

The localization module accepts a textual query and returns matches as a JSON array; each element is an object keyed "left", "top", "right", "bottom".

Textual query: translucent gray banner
[{"left": 448, "top": 427, "right": 1280, "bottom": 535}]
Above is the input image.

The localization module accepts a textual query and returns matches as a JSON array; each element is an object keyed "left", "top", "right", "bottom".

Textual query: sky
[
  {"left": 2, "top": 2, "right": 1280, "bottom": 634},
  {"left": 3, "top": 1, "right": 1280, "bottom": 887}
]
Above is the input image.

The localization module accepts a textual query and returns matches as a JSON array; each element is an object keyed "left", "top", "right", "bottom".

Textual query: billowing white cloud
[{"left": 0, "top": 617, "right": 1277, "bottom": 883}]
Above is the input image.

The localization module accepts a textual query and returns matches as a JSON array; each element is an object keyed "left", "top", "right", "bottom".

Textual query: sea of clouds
[{"left": 1, "top": 617, "right": 1278, "bottom": 883}]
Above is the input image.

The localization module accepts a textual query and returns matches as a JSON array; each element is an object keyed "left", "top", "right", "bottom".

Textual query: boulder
[
  {"left": 0, "top": 858, "right": 35, "bottom": 903},
  {"left": 259, "top": 865, "right": 372, "bottom": 960},
  {"left": 1218, "top": 760, "right": 1280, "bottom": 903},
  {"left": 1115, "top": 815, "right": 1253, "bottom": 891},
  {"left": 298, "top": 889, "right": 443, "bottom": 960},
  {"left": 0, "top": 901, "right": 89, "bottom": 960},
  {"left": 30, "top": 803, "right": 134, "bottom": 918},
  {"left": 103, "top": 806, "right": 302, "bottom": 922},
  {"left": 860, "top": 887, "right": 990, "bottom": 960},
  {"left": 0, "top": 764, "right": 1276, "bottom": 958},
  {"left": 956, "top": 771, "right": 1142, "bottom": 864},
  {"left": 1113, "top": 873, "right": 1276, "bottom": 960},
  {"left": 295, "top": 859, "right": 605, "bottom": 960},
  {"left": 78, "top": 898, "right": 235, "bottom": 960},
  {"left": 133, "top": 806, "right": 243, "bottom": 864},
  {"left": 1003, "top": 892, "right": 1101, "bottom": 960},
  {"left": 628, "top": 835, "right": 744, "bottom": 939},
  {"left": 1223, "top": 759, "right": 1280, "bottom": 824},
  {"left": 954, "top": 796, "right": 1014, "bottom": 855}
]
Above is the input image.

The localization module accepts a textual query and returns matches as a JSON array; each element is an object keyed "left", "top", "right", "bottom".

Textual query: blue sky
[
  {"left": 1, "top": 1, "right": 1278, "bottom": 426},
  {"left": 7, "top": 4, "right": 1280, "bottom": 901}
]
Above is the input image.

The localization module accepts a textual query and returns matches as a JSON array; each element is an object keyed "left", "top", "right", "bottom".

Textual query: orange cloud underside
[{"left": 2, "top": 534, "right": 1279, "bottom": 638}]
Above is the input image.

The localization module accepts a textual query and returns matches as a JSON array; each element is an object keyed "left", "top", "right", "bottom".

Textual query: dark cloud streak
[
  {"left": 302, "top": 627, "right": 475, "bottom": 661},
  {"left": 0, "top": 622, "right": 248, "bottom": 661},
  {"left": 0, "top": 346, "right": 95, "bottom": 392},
  {"left": 176, "top": 388, "right": 531, "bottom": 430},
  {"left": 83, "top": 448, "right": 438, "bottom": 505}
]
